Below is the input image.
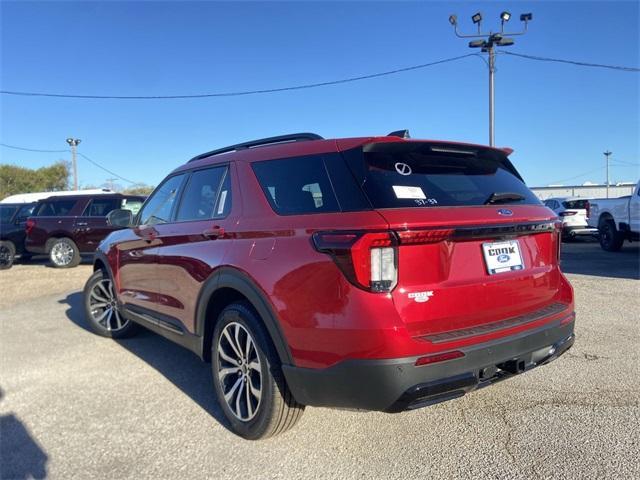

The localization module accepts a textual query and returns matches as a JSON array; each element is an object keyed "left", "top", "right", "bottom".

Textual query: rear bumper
[
  {"left": 283, "top": 316, "right": 575, "bottom": 412},
  {"left": 562, "top": 225, "right": 598, "bottom": 237}
]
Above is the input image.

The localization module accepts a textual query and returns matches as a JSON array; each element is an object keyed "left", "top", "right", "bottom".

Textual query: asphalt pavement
[{"left": 1, "top": 240, "right": 638, "bottom": 479}]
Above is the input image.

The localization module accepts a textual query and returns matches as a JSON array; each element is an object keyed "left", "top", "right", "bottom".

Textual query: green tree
[
  {"left": 122, "top": 183, "right": 155, "bottom": 196},
  {"left": 0, "top": 161, "right": 70, "bottom": 200}
]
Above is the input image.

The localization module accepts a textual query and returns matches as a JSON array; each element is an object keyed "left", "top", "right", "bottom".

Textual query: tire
[
  {"left": 83, "top": 270, "right": 138, "bottom": 338},
  {"left": 0, "top": 241, "right": 16, "bottom": 270},
  {"left": 211, "top": 302, "right": 304, "bottom": 440},
  {"left": 48, "top": 237, "right": 81, "bottom": 268},
  {"left": 598, "top": 220, "right": 624, "bottom": 252}
]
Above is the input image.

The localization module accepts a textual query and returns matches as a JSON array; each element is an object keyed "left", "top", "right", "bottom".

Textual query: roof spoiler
[{"left": 501, "top": 147, "right": 514, "bottom": 156}]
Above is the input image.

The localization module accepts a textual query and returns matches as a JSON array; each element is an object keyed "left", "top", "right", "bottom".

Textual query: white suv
[{"left": 543, "top": 197, "right": 598, "bottom": 241}]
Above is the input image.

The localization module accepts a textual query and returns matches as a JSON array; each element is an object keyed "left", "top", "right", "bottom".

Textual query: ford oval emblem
[
  {"left": 497, "top": 254, "right": 510, "bottom": 263},
  {"left": 497, "top": 209, "right": 513, "bottom": 216}
]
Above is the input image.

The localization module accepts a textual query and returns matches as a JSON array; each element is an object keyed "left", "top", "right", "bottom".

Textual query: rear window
[
  {"left": 252, "top": 155, "right": 340, "bottom": 215},
  {"left": 562, "top": 200, "right": 588, "bottom": 210},
  {"left": 35, "top": 199, "right": 76, "bottom": 216},
  {"left": 343, "top": 143, "right": 540, "bottom": 208},
  {"left": 0, "top": 206, "right": 18, "bottom": 223}
]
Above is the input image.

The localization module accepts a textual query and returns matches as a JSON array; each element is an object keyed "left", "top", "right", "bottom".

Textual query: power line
[
  {"left": 501, "top": 51, "right": 640, "bottom": 72},
  {"left": 0, "top": 54, "right": 492, "bottom": 100},
  {"left": 0, "top": 142, "right": 69, "bottom": 153},
  {"left": 548, "top": 166, "right": 605, "bottom": 185},
  {"left": 0, "top": 51, "right": 637, "bottom": 101},
  {"left": 77, "top": 152, "right": 136, "bottom": 184},
  {"left": 0, "top": 142, "right": 138, "bottom": 184}
]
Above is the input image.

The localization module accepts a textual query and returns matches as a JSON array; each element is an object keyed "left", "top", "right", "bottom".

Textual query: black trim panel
[
  {"left": 418, "top": 302, "right": 569, "bottom": 343},
  {"left": 282, "top": 318, "right": 575, "bottom": 412}
]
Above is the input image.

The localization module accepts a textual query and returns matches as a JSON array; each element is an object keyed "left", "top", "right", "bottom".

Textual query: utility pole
[
  {"left": 66, "top": 138, "right": 81, "bottom": 190},
  {"left": 105, "top": 178, "right": 118, "bottom": 192},
  {"left": 604, "top": 150, "right": 612, "bottom": 198},
  {"left": 448, "top": 11, "right": 533, "bottom": 146}
]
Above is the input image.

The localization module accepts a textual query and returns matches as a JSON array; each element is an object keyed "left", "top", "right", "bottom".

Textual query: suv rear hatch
[{"left": 341, "top": 141, "right": 564, "bottom": 338}]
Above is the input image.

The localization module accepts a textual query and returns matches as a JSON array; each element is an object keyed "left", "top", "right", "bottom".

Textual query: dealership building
[{"left": 530, "top": 182, "right": 637, "bottom": 200}]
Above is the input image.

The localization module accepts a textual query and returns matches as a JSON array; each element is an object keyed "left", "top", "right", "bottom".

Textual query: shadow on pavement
[
  {"left": 560, "top": 238, "right": 640, "bottom": 280},
  {"left": 60, "top": 292, "right": 232, "bottom": 432},
  {"left": 0, "top": 388, "right": 49, "bottom": 480}
]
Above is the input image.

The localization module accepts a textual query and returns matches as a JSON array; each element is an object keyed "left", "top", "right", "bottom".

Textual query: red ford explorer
[{"left": 83, "top": 131, "right": 575, "bottom": 439}]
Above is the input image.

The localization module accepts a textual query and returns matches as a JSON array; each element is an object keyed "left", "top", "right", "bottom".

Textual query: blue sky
[{"left": 1, "top": 1, "right": 638, "bottom": 189}]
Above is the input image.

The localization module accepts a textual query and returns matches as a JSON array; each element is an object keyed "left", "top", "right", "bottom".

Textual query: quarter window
[
  {"left": 35, "top": 199, "right": 76, "bottom": 216},
  {"left": 252, "top": 155, "right": 339, "bottom": 215},
  {"left": 138, "top": 174, "right": 186, "bottom": 225}
]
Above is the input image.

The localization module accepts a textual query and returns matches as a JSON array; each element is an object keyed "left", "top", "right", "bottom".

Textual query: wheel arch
[
  {"left": 196, "top": 267, "right": 293, "bottom": 365},
  {"left": 597, "top": 212, "right": 615, "bottom": 228}
]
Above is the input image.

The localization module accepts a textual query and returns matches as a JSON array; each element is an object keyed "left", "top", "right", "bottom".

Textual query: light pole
[
  {"left": 66, "top": 138, "right": 81, "bottom": 190},
  {"left": 448, "top": 11, "right": 533, "bottom": 146},
  {"left": 604, "top": 150, "right": 612, "bottom": 198}
]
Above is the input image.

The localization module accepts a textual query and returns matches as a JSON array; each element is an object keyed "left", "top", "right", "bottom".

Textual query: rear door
[
  {"left": 341, "top": 142, "right": 563, "bottom": 337},
  {"left": 74, "top": 196, "right": 123, "bottom": 252},
  {"left": 150, "top": 164, "right": 235, "bottom": 334}
]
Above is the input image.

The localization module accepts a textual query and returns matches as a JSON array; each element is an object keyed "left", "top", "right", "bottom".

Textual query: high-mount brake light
[{"left": 312, "top": 231, "right": 397, "bottom": 293}]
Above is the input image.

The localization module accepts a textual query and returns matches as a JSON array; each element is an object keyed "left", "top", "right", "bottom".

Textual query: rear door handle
[
  {"left": 76, "top": 222, "right": 88, "bottom": 226},
  {"left": 202, "top": 226, "right": 224, "bottom": 239}
]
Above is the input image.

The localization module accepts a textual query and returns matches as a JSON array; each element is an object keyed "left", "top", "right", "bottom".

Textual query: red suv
[{"left": 83, "top": 132, "right": 575, "bottom": 439}]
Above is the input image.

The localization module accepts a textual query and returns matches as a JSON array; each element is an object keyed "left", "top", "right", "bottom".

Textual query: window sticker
[
  {"left": 217, "top": 190, "right": 228, "bottom": 215},
  {"left": 392, "top": 185, "right": 426, "bottom": 200}
]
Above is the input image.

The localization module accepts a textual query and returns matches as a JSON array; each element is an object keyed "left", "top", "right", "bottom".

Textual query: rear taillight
[
  {"left": 313, "top": 228, "right": 454, "bottom": 292},
  {"left": 25, "top": 219, "right": 36, "bottom": 235},
  {"left": 312, "top": 231, "right": 397, "bottom": 292},
  {"left": 554, "top": 221, "right": 562, "bottom": 263},
  {"left": 559, "top": 211, "right": 577, "bottom": 217},
  {"left": 585, "top": 201, "right": 591, "bottom": 219}
]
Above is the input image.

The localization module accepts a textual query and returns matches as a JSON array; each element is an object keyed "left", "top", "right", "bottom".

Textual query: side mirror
[{"left": 107, "top": 209, "right": 133, "bottom": 227}]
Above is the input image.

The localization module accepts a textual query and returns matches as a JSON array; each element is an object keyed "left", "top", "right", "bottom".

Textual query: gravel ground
[{"left": 1, "top": 241, "right": 638, "bottom": 479}]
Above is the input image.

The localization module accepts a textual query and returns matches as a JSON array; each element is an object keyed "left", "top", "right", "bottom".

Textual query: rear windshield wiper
[{"left": 484, "top": 192, "right": 526, "bottom": 205}]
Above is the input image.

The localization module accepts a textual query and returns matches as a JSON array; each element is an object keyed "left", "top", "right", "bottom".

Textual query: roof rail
[{"left": 188, "top": 132, "right": 324, "bottom": 163}]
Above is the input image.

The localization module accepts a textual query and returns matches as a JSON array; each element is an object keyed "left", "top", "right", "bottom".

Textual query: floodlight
[
  {"left": 472, "top": 12, "right": 482, "bottom": 24},
  {"left": 448, "top": 14, "right": 457, "bottom": 26},
  {"left": 500, "top": 11, "right": 511, "bottom": 22},
  {"left": 520, "top": 13, "right": 532, "bottom": 22}
]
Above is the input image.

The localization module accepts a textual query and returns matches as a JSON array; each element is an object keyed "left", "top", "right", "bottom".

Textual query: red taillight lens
[
  {"left": 559, "top": 211, "right": 577, "bottom": 217},
  {"left": 312, "top": 231, "right": 397, "bottom": 292},
  {"left": 415, "top": 350, "right": 465, "bottom": 366},
  {"left": 396, "top": 228, "right": 454, "bottom": 245},
  {"left": 25, "top": 218, "right": 36, "bottom": 234},
  {"left": 585, "top": 201, "right": 591, "bottom": 219}
]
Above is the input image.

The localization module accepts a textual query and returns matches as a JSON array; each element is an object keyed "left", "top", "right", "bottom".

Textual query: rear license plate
[{"left": 482, "top": 240, "right": 524, "bottom": 275}]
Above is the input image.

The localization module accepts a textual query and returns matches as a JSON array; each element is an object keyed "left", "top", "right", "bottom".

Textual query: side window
[
  {"left": 122, "top": 198, "right": 144, "bottom": 215},
  {"left": 138, "top": 174, "right": 185, "bottom": 226},
  {"left": 175, "top": 166, "right": 229, "bottom": 221},
  {"left": 35, "top": 199, "right": 76, "bottom": 216},
  {"left": 16, "top": 204, "right": 35, "bottom": 222},
  {"left": 83, "top": 198, "right": 122, "bottom": 217},
  {"left": 251, "top": 155, "right": 339, "bottom": 215}
]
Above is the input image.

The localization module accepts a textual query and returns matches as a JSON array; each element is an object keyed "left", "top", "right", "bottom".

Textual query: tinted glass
[
  {"left": 343, "top": 143, "right": 540, "bottom": 208},
  {"left": 84, "top": 198, "right": 122, "bottom": 217},
  {"left": 35, "top": 199, "right": 76, "bottom": 216},
  {"left": 252, "top": 155, "right": 339, "bottom": 215},
  {"left": 138, "top": 174, "right": 185, "bottom": 225},
  {"left": 562, "top": 200, "right": 588, "bottom": 210},
  {"left": 0, "top": 206, "right": 18, "bottom": 223},
  {"left": 15, "top": 204, "right": 35, "bottom": 222},
  {"left": 176, "top": 167, "right": 227, "bottom": 221}
]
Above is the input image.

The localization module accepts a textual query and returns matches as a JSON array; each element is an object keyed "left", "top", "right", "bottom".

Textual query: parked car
[
  {"left": 543, "top": 197, "right": 598, "bottom": 241},
  {"left": 0, "top": 202, "right": 36, "bottom": 269},
  {"left": 25, "top": 193, "right": 145, "bottom": 268},
  {"left": 587, "top": 180, "right": 640, "bottom": 251},
  {"left": 83, "top": 132, "right": 575, "bottom": 439}
]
